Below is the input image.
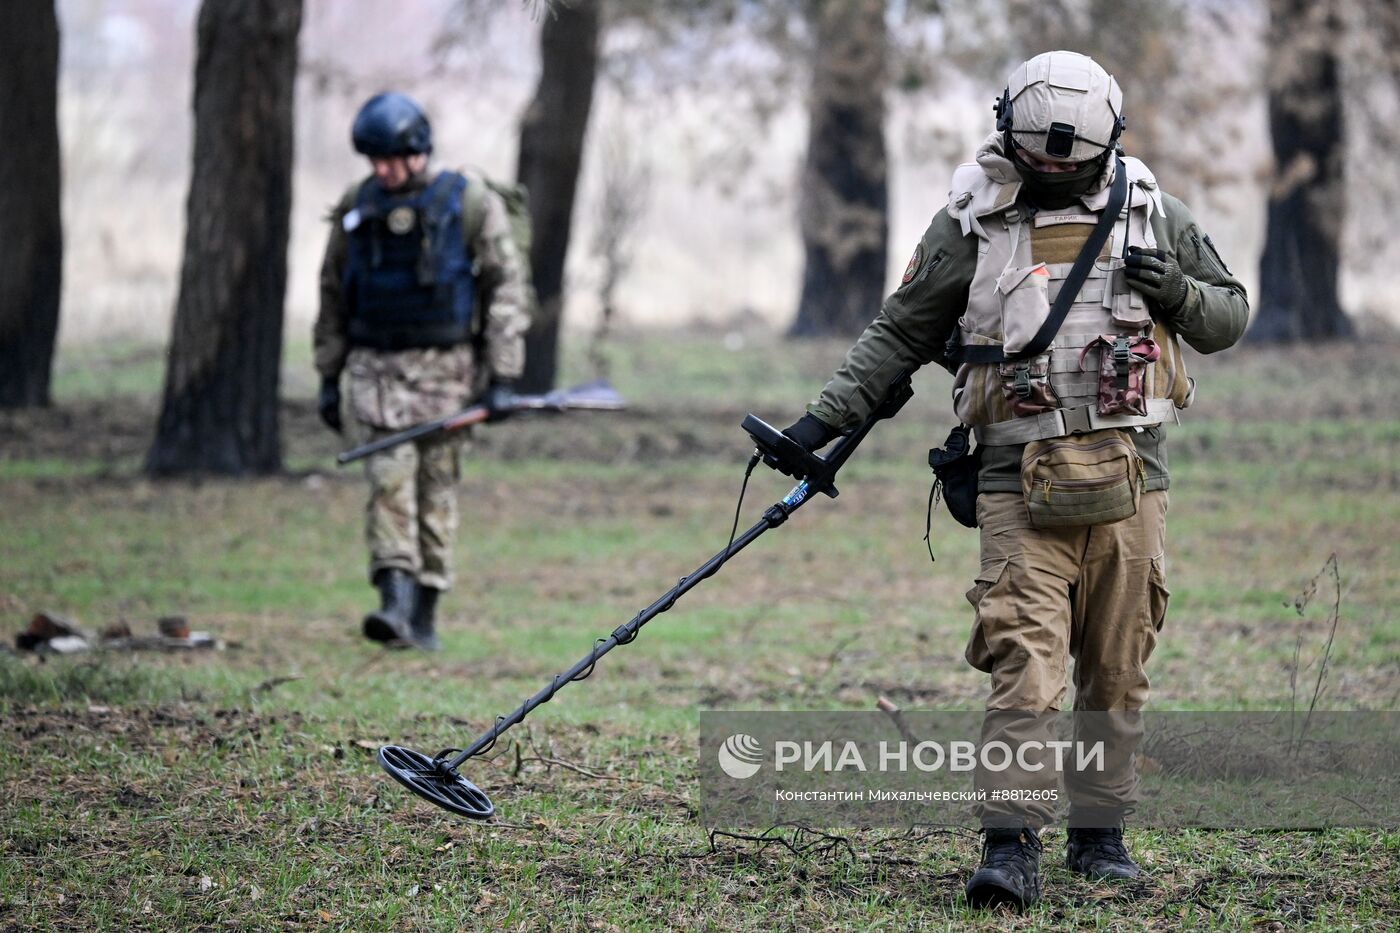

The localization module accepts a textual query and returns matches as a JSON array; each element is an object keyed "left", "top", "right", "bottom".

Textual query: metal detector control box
[{"left": 741, "top": 414, "right": 841, "bottom": 497}]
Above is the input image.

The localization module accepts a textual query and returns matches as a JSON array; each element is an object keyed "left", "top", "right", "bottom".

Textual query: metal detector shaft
[
  {"left": 444, "top": 492, "right": 799, "bottom": 770},
  {"left": 438, "top": 372, "right": 913, "bottom": 773},
  {"left": 376, "top": 374, "right": 913, "bottom": 819}
]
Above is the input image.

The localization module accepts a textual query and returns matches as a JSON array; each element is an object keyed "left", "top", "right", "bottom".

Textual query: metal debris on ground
[
  {"left": 14, "top": 611, "right": 89, "bottom": 651},
  {"left": 12, "top": 611, "right": 227, "bottom": 653}
]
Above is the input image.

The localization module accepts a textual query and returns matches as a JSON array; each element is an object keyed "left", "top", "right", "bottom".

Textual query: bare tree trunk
[
  {"left": 0, "top": 1, "right": 62, "bottom": 408},
  {"left": 1249, "top": 0, "right": 1350, "bottom": 343},
  {"left": 516, "top": 0, "right": 600, "bottom": 394},
  {"left": 789, "top": 0, "right": 889, "bottom": 338},
  {"left": 146, "top": 0, "right": 302, "bottom": 476}
]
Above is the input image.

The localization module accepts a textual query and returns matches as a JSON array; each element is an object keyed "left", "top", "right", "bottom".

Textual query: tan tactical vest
[{"left": 946, "top": 156, "right": 1193, "bottom": 444}]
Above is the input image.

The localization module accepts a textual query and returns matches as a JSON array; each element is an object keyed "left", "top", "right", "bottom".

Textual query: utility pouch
[
  {"left": 1078, "top": 335, "right": 1160, "bottom": 417},
  {"left": 928, "top": 424, "right": 981, "bottom": 530},
  {"left": 1107, "top": 269, "right": 1152, "bottom": 328},
  {"left": 1020, "top": 428, "right": 1143, "bottom": 529},
  {"left": 996, "top": 263, "right": 1052, "bottom": 356},
  {"left": 997, "top": 351, "right": 1059, "bottom": 417}
]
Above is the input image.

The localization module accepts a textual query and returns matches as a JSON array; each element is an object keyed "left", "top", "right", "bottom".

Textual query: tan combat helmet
[{"left": 996, "top": 51, "right": 1124, "bottom": 163}]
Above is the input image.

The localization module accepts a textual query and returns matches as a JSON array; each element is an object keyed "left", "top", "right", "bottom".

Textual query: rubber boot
[
  {"left": 410, "top": 584, "right": 442, "bottom": 651},
  {"left": 362, "top": 568, "right": 417, "bottom": 646},
  {"left": 965, "top": 827, "right": 1042, "bottom": 911},
  {"left": 1066, "top": 826, "right": 1140, "bottom": 880}
]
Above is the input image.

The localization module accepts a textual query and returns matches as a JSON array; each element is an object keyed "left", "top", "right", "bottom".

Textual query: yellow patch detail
[{"left": 1030, "top": 222, "right": 1108, "bottom": 266}]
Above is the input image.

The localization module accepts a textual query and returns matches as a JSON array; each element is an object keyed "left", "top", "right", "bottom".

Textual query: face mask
[{"left": 1008, "top": 137, "right": 1106, "bottom": 209}]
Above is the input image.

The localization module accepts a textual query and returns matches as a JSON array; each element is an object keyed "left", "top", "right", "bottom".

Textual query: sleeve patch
[{"left": 902, "top": 243, "right": 925, "bottom": 285}]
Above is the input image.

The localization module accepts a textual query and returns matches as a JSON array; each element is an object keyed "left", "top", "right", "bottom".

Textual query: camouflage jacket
[
  {"left": 314, "top": 168, "right": 530, "bottom": 430},
  {"left": 806, "top": 160, "right": 1250, "bottom": 493}
]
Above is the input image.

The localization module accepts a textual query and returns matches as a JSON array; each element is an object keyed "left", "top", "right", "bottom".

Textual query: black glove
[
  {"left": 317, "top": 375, "right": 342, "bottom": 433},
  {"left": 483, "top": 381, "right": 518, "bottom": 422},
  {"left": 782, "top": 413, "right": 838, "bottom": 453},
  {"left": 1125, "top": 246, "right": 1190, "bottom": 317}
]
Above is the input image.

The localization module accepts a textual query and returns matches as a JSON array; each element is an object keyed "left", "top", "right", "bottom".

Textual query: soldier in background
[{"left": 315, "top": 92, "right": 529, "bottom": 651}]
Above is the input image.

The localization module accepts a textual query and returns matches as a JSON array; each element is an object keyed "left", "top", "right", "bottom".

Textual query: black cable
[
  {"left": 923, "top": 476, "right": 941, "bottom": 564},
  {"left": 722, "top": 453, "right": 762, "bottom": 563},
  {"left": 1121, "top": 180, "right": 1134, "bottom": 261},
  {"left": 630, "top": 451, "right": 760, "bottom": 620}
]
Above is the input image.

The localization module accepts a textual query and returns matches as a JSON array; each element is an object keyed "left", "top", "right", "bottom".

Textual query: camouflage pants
[
  {"left": 964, "top": 490, "right": 1170, "bottom": 827},
  {"left": 362, "top": 430, "right": 462, "bottom": 591}
]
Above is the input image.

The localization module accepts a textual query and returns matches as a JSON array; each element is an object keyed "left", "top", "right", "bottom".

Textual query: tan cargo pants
[
  {"left": 965, "top": 490, "right": 1170, "bottom": 826},
  {"left": 362, "top": 431, "right": 462, "bottom": 592}
]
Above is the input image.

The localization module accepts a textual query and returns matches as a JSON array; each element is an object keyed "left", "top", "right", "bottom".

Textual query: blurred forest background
[{"left": 2, "top": 0, "right": 1399, "bottom": 472}]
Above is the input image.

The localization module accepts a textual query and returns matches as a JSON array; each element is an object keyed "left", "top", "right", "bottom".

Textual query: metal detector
[
  {"left": 377, "top": 373, "right": 915, "bottom": 819},
  {"left": 337, "top": 380, "right": 626, "bottom": 466}
]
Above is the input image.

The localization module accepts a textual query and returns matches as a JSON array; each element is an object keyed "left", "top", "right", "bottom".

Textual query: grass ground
[{"left": 2, "top": 331, "right": 1398, "bottom": 930}]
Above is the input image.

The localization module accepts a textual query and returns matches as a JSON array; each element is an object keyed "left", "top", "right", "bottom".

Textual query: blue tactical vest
[{"left": 343, "top": 171, "right": 474, "bottom": 350}]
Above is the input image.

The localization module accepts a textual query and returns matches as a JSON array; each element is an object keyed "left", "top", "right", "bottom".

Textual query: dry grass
[{"left": 2, "top": 333, "right": 1398, "bottom": 928}]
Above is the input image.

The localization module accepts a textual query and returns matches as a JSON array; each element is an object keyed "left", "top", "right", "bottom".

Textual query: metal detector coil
[
  {"left": 378, "top": 373, "right": 914, "bottom": 820},
  {"left": 377, "top": 745, "right": 495, "bottom": 819}
]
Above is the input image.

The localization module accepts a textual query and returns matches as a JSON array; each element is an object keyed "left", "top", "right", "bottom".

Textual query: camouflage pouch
[
  {"left": 1078, "top": 335, "right": 1160, "bottom": 417},
  {"left": 997, "top": 352, "right": 1059, "bottom": 417},
  {"left": 1021, "top": 428, "right": 1144, "bottom": 529}
]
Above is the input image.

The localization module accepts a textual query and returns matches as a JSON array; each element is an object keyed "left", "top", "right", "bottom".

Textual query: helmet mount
[{"left": 994, "top": 52, "right": 1125, "bottom": 163}]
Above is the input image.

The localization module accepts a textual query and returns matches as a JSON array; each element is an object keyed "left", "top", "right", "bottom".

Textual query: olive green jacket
[{"left": 807, "top": 184, "right": 1249, "bottom": 492}]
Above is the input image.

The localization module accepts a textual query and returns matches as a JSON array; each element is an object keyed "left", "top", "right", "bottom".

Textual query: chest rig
[
  {"left": 343, "top": 171, "right": 475, "bottom": 352},
  {"left": 945, "top": 157, "right": 1192, "bottom": 445}
]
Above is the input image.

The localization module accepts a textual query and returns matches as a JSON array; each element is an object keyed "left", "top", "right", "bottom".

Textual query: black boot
[
  {"left": 362, "top": 568, "right": 417, "bottom": 645},
  {"left": 966, "top": 827, "right": 1042, "bottom": 910},
  {"left": 1066, "top": 826, "right": 1140, "bottom": 880},
  {"left": 410, "top": 584, "right": 441, "bottom": 651}
]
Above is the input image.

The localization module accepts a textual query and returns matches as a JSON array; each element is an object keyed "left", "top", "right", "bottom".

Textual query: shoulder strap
[
  {"left": 957, "top": 158, "right": 1128, "bottom": 365},
  {"left": 462, "top": 173, "right": 490, "bottom": 244},
  {"left": 422, "top": 171, "right": 466, "bottom": 224}
]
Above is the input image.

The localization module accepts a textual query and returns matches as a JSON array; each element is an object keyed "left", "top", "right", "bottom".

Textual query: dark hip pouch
[{"left": 929, "top": 424, "right": 982, "bottom": 529}]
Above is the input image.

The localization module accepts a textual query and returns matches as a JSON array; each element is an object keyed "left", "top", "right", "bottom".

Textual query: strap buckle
[
  {"left": 1012, "top": 364, "right": 1033, "bottom": 399},
  {"left": 1060, "top": 405, "right": 1095, "bottom": 436},
  {"left": 1112, "top": 335, "right": 1132, "bottom": 390}
]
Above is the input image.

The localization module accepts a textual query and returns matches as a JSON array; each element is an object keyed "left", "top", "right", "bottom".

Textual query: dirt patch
[
  {"left": 8, "top": 704, "right": 304, "bottom": 753},
  {"left": 0, "top": 397, "right": 781, "bottom": 477},
  {"left": 0, "top": 398, "right": 157, "bottom": 469}
]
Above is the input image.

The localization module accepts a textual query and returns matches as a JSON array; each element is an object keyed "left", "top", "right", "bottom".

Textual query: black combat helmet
[{"left": 351, "top": 92, "right": 433, "bottom": 157}]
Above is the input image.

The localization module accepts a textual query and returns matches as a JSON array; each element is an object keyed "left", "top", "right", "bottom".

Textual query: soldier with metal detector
[
  {"left": 781, "top": 51, "right": 1248, "bottom": 909},
  {"left": 314, "top": 92, "right": 531, "bottom": 651}
]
